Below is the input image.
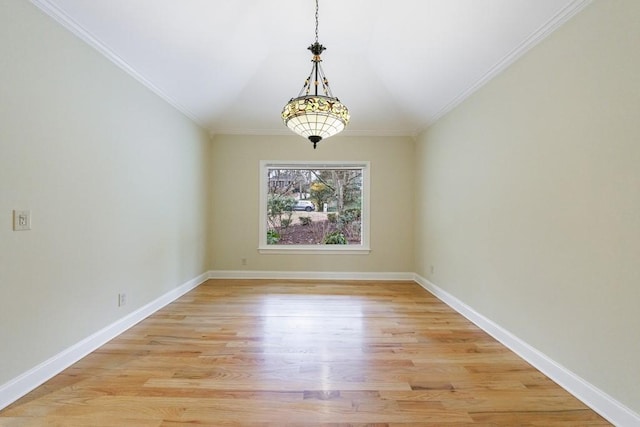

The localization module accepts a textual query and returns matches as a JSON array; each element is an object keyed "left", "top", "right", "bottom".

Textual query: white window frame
[{"left": 259, "top": 160, "right": 371, "bottom": 254}]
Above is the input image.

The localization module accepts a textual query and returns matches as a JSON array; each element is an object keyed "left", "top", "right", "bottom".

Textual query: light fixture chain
[{"left": 314, "top": 0, "right": 319, "bottom": 43}]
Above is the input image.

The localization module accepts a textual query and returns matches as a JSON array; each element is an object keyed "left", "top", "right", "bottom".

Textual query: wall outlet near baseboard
[{"left": 118, "top": 293, "right": 126, "bottom": 307}]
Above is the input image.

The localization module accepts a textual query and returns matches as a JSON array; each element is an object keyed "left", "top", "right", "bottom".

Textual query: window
[{"left": 259, "top": 161, "right": 370, "bottom": 254}]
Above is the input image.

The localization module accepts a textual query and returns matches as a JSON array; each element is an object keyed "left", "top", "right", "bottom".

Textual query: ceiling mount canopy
[{"left": 281, "top": 0, "right": 350, "bottom": 149}]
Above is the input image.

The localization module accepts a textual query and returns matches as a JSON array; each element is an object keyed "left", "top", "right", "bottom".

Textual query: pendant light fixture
[{"left": 281, "top": 0, "right": 350, "bottom": 149}]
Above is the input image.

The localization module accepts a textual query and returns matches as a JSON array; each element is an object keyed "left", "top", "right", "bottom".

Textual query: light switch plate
[{"left": 13, "top": 210, "right": 31, "bottom": 231}]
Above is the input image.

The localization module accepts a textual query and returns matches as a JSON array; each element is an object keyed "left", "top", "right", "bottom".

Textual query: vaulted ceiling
[{"left": 32, "top": 0, "right": 591, "bottom": 137}]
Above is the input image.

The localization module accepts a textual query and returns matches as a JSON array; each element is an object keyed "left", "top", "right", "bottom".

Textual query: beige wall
[
  {"left": 209, "top": 134, "right": 414, "bottom": 273},
  {"left": 414, "top": 0, "right": 640, "bottom": 413},
  {"left": 0, "top": 1, "right": 210, "bottom": 384}
]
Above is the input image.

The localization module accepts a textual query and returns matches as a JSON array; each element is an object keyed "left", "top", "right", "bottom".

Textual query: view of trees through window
[{"left": 266, "top": 167, "right": 363, "bottom": 245}]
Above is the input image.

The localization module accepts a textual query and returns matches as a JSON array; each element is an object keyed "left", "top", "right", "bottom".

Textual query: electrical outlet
[
  {"left": 118, "top": 293, "right": 126, "bottom": 307},
  {"left": 13, "top": 210, "right": 31, "bottom": 231},
  {"left": 241, "top": 258, "right": 247, "bottom": 266},
  {"left": 430, "top": 265, "right": 435, "bottom": 274}
]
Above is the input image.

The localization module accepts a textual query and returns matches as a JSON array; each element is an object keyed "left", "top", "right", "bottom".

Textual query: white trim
[
  {"left": 209, "top": 270, "right": 414, "bottom": 282},
  {"left": 29, "top": 0, "right": 205, "bottom": 128},
  {"left": 262, "top": 161, "right": 369, "bottom": 170},
  {"left": 426, "top": 0, "right": 594, "bottom": 128},
  {"left": 0, "top": 272, "right": 209, "bottom": 411},
  {"left": 413, "top": 274, "right": 640, "bottom": 427},
  {"left": 258, "top": 246, "right": 371, "bottom": 255}
]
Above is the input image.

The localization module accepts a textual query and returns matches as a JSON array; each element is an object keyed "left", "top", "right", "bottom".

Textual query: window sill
[{"left": 258, "top": 245, "right": 371, "bottom": 255}]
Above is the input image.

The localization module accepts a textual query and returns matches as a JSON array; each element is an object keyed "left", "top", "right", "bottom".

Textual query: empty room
[{"left": 1, "top": 0, "right": 638, "bottom": 425}]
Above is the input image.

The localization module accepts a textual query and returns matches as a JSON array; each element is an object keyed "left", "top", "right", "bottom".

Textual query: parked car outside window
[{"left": 293, "top": 200, "right": 315, "bottom": 212}]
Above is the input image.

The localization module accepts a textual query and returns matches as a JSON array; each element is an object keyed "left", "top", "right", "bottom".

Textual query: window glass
[{"left": 259, "top": 161, "right": 370, "bottom": 254}]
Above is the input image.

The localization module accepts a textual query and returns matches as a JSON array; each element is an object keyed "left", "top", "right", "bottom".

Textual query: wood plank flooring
[{"left": 0, "top": 279, "right": 610, "bottom": 426}]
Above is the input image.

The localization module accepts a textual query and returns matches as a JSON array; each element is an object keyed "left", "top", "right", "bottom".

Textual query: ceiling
[{"left": 32, "top": 0, "right": 591, "bottom": 137}]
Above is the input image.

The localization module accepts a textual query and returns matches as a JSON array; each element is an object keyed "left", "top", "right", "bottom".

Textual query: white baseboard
[
  {"left": 0, "top": 272, "right": 209, "bottom": 411},
  {"left": 413, "top": 274, "right": 640, "bottom": 427},
  {"left": 208, "top": 270, "right": 415, "bottom": 281}
]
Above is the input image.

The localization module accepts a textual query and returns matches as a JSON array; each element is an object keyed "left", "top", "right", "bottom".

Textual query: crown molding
[
  {"left": 424, "top": 0, "right": 594, "bottom": 130},
  {"left": 211, "top": 128, "right": 415, "bottom": 138},
  {"left": 29, "top": 0, "right": 206, "bottom": 128}
]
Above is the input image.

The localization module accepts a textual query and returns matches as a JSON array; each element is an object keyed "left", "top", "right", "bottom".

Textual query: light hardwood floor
[{"left": 0, "top": 279, "right": 610, "bottom": 426}]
